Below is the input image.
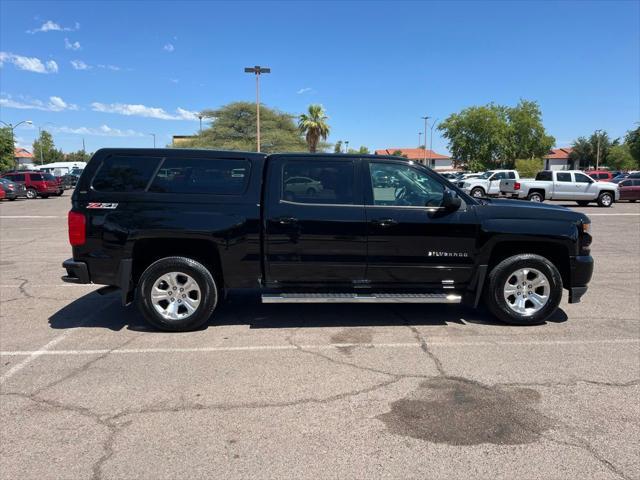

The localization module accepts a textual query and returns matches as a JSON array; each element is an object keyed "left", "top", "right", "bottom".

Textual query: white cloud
[
  {"left": 0, "top": 52, "right": 58, "bottom": 73},
  {"left": 70, "top": 59, "right": 91, "bottom": 70},
  {"left": 0, "top": 94, "right": 77, "bottom": 111},
  {"left": 27, "top": 20, "right": 80, "bottom": 34},
  {"left": 297, "top": 87, "right": 313, "bottom": 94},
  {"left": 64, "top": 38, "right": 81, "bottom": 50},
  {"left": 163, "top": 43, "right": 175, "bottom": 52},
  {"left": 91, "top": 102, "right": 198, "bottom": 121},
  {"left": 52, "top": 124, "right": 144, "bottom": 137},
  {"left": 97, "top": 64, "right": 121, "bottom": 71},
  {"left": 169, "top": 78, "right": 179, "bottom": 84}
]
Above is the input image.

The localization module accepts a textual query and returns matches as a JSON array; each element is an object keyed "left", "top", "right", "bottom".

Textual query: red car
[
  {"left": 0, "top": 188, "right": 5, "bottom": 201},
  {"left": 1, "top": 171, "right": 58, "bottom": 199},
  {"left": 618, "top": 178, "right": 640, "bottom": 202},
  {"left": 588, "top": 170, "right": 616, "bottom": 182}
]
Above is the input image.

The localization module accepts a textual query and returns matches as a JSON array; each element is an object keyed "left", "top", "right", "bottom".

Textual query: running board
[{"left": 261, "top": 293, "right": 462, "bottom": 304}]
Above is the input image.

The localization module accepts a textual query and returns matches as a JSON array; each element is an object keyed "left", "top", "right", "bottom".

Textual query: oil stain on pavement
[
  {"left": 330, "top": 328, "right": 374, "bottom": 355},
  {"left": 377, "top": 377, "right": 552, "bottom": 445}
]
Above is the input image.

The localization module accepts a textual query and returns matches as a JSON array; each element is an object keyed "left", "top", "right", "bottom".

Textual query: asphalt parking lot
[{"left": 1, "top": 195, "right": 639, "bottom": 480}]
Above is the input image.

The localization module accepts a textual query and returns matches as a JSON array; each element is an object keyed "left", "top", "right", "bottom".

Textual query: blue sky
[{"left": 1, "top": 0, "right": 638, "bottom": 154}]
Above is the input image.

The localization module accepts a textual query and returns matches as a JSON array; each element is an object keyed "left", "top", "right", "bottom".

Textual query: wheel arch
[{"left": 131, "top": 238, "right": 224, "bottom": 292}]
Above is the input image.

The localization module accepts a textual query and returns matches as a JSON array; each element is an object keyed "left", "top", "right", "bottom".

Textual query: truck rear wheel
[
  {"left": 136, "top": 256, "right": 218, "bottom": 331},
  {"left": 527, "top": 191, "right": 544, "bottom": 202},
  {"left": 597, "top": 192, "right": 613, "bottom": 207},
  {"left": 483, "top": 254, "right": 563, "bottom": 325}
]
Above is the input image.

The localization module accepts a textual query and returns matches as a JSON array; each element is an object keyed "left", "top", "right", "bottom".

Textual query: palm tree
[{"left": 298, "top": 104, "right": 330, "bottom": 153}]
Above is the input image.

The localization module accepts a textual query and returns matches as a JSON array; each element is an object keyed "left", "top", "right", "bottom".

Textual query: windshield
[{"left": 479, "top": 171, "right": 494, "bottom": 179}]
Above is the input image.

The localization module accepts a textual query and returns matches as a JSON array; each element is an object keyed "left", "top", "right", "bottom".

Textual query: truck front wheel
[
  {"left": 470, "top": 187, "right": 485, "bottom": 198},
  {"left": 483, "top": 254, "right": 563, "bottom": 325},
  {"left": 597, "top": 192, "right": 613, "bottom": 208},
  {"left": 136, "top": 256, "right": 218, "bottom": 331}
]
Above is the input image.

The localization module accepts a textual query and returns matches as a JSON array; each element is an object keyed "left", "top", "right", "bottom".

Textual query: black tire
[
  {"left": 597, "top": 191, "right": 613, "bottom": 208},
  {"left": 40, "top": 194, "right": 49, "bottom": 199},
  {"left": 527, "top": 191, "right": 544, "bottom": 203},
  {"left": 8, "top": 197, "right": 16, "bottom": 201},
  {"left": 56, "top": 190, "right": 63, "bottom": 196},
  {"left": 470, "top": 187, "right": 485, "bottom": 198},
  {"left": 483, "top": 254, "right": 563, "bottom": 326},
  {"left": 576, "top": 201, "right": 590, "bottom": 206},
  {"left": 306, "top": 187, "right": 316, "bottom": 195},
  {"left": 25, "top": 188, "right": 37, "bottom": 199},
  {"left": 136, "top": 256, "right": 218, "bottom": 331}
]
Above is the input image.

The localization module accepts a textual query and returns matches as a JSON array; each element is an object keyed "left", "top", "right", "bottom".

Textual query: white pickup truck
[
  {"left": 457, "top": 169, "right": 519, "bottom": 198},
  {"left": 500, "top": 170, "right": 619, "bottom": 207}
]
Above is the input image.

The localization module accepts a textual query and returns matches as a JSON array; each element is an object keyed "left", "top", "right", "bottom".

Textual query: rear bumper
[
  {"left": 61, "top": 259, "right": 90, "bottom": 284},
  {"left": 568, "top": 255, "right": 593, "bottom": 303}
]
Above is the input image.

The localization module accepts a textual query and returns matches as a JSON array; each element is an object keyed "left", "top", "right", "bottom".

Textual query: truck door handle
[
  {"left": 276, "top": 216, "right": 298, "bottom": 225},
  {"left": 371, "top": 218, "right": 398, "bottom": 227}
]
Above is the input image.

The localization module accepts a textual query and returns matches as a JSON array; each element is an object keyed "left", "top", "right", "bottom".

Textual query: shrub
[{"left": 515, "top": 158, "right": 544, "bottom": 178}]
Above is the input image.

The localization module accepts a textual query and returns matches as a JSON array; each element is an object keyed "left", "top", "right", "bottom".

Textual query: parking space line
[
  {"left": 0, "top": 331, "right": 75, "bottom": 384},
  {"left": 0, "top": 216, "right": 64, "bottom": 219},
  {"left": 587, "top": 213, "right": 640, "bottom": 216},
  {"left": 1, "top": 338, "right": 638, "bottom": 357}
]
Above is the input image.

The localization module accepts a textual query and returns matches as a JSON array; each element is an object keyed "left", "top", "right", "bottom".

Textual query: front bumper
[
  {"left": 61, "top": 259, "right": 90, "bottom": 284},
  {"left": 568, "top": 255, "right": 593, "bottom": 303}
]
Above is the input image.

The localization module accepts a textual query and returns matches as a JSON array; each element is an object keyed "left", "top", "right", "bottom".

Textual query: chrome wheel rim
[
  {"left": 503, "top": 268, "right": 550, "bottom": 316},
  {"left": 601, "top": 194, "right": 612, "bottom": 206},
  {"left": 26, "top": 189, "right": 36, "bottom": 199},
  {"left": 472, "top": 189, "right": 483, "bottom": 198},
  {"left": 529, "top": 194, "right": 542, "bottom": 202},
  {"left": 150, "top": 272, "right": 201, "bottom": 321}
]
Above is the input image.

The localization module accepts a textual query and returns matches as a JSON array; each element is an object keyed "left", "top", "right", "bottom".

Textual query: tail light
[
  {"left": 68, "top": 211, "right": 86, "bottom": 246},
  {"left": 514, "top": 182, "right": 521, "bottom": 191}
]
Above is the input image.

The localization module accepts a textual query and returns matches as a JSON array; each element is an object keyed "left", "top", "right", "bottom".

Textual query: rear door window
[
  {"left": 535, "top": 171, "right": 552, "bottom": 181},
  {"left": 149, "top": 158, "right": 250, "bottom": 195},
  {"left": 93, "top": 156, "right": 162, "bottom": 192},
  {"left": 281, "top": 160, "right": 355, "bottom": 204}
]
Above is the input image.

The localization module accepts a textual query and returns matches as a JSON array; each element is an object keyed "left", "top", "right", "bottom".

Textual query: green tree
[
  {"left": 347, "top": 146, "right": 370, "bottom": 154},
  {"left": 607, "top": 144, "right": 636, "bottom": 171},
  {"left": 438, "top": 100, "right": 554, "bottom": 170},
  {"left": 179, "top": 102, "right": 307, "bottom": 153},
  {"left": 506, "top": 100, "right": 555, "bottom": 160},
  {"left": 32, "top": 130, "right": 64, "bottom": 164},
  {"left": 625, "top": 126, "right": 640, "bottom": 167},
  {"left": 570, "top": 131, "right": 616, "bottom": 169},
  {"left": 298, "top": 104, "right": 330, "bottom": 153},
  {"left": 515, "top": 158, "right": 544, "bottom": 178},
  {"left": 391, "top": 150, "right": 408, "bottom": 158},
  {"left": 333, "top": 140, "right": 343, "bottom": 153},
  {"left": 0, "top": 127, "right": 14, "bottom": 172},
  {"left": 66, "top": 150, "right": 92, "bottom": 162}
]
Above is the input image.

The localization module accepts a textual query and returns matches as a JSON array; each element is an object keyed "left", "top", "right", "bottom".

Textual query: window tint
[
  {"left": 620, "top": 180, "right": 631, "bottom": 187},
  {"left": 574, "top": 173, "right": 592, "bottom": 183},
  {"left": 557, "top": 172, "right": 572, "bottom": 182},
  {"left": 508, "top": 172, "right": 516, "bottom": 179},
  {"left": 6, "top": 174, "right": 25, "bottom": 182},
  {"left": 369, "top": 162, "right": 444, "bottom": 207},
  {"left": 42, "top": 173, "right": 55, "bottom": 180},
  {"left": 93, "top": 156, "right": 161, "bottom": 192},
  {"left": 589, "top": 173, "right": 597, "bottom": 179},
  {"left": 149, "top": 158, "right": 250, "bottom": 195},
  {"left": 535, "top": 171, "right": 552, "bottom": 181},
  {"left": 634, "top": 180, "right": 640, "bottom": 186},
  {"left": 29, "top": 173, "right": 43, "bottom": 181},
  {"left": 282, "top": 160, "right": 355, "bottom": 204}
]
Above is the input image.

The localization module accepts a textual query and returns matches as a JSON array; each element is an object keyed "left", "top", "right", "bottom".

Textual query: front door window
[{"left": 369, "top": 162, "right": 444, "bottom": 207}]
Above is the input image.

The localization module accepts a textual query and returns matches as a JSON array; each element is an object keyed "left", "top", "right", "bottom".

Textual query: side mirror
[{"left": 442, "top": 189, "right": 462, "bottom": 211}]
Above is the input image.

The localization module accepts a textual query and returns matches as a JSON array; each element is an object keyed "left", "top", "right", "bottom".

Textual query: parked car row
[{"left": 0, "top": 171, "right": 78, "bottom": 200}]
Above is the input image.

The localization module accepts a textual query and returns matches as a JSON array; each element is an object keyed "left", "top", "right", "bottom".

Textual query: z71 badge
[{"left": 87, "top": 202, "right": 119, "bottom": 209}]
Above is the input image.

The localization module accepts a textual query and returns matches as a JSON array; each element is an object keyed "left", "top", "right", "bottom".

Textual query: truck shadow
[{"left": 48, "top": 289, "right": 568, "bottom": 332}]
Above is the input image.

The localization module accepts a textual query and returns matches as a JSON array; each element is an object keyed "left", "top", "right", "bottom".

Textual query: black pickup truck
[{"left": 62, "top": 148, "right": 593, "bottom": 331}]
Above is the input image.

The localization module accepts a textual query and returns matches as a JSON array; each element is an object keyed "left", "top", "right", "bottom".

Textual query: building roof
[
  {"left": 374, "top": 148, "right": 450, "bottom": 160},
  {"left": 546, "top": 147, "right": 573, "bottom": 160},
  {"left": 14, "top": 148, "right": 33, "bottom": 159}
]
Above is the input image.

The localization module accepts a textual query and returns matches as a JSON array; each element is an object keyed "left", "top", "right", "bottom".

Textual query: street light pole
[
  {"left": 421, "top": 116, "right": 430, "bottom": 165},
  {"left": 244, "top": 65, "right": 271, "bottom": 152},
  {"left": 197, "top": 114, "right": 203, "bottom": 134},
  {"left": 345, "top": 140, "right": 349, "bottom": 153},
  {"left": 418, "top": 132, "right": 422, "bottom": 148},
  {"left": 595, "top": 129, "right": 602, "bottom": 170},
  {"left": 150, "top": 133, "right": 156, "bottom": 148},
  {"left": 1, "top": 119, "right": 33, "bottom": 169},
  {"left": 429, "top": 118, "right": 439, "bottom": 168}
]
